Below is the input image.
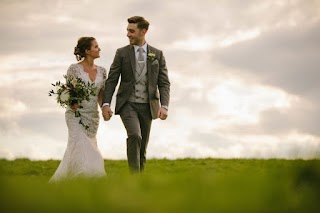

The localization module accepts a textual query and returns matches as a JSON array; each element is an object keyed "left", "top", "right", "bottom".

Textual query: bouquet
[{"left": 49, "top": 75, "right": 96, "bottom": 129}]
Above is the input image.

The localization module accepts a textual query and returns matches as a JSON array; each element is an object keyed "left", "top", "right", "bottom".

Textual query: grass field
[{"left": 1, "top": 158, "right": 319, "bottom": 212}]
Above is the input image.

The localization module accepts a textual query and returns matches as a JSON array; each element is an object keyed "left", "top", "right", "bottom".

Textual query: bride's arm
[
  {"left": 98, "top": 67, "right": 107, "bottom": 107},
  {"left": 98, "top": 89, "right": 104, "bottom": 107}
]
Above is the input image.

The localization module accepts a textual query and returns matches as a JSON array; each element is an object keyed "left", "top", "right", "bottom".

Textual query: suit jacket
[{"left": 103, "top": 44, "right": 170, "bottom": 119}]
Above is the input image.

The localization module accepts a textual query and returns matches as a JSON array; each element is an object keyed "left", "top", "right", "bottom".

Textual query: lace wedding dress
[{"left": 50, "top": 63, "right": 107, "bottom": 182}]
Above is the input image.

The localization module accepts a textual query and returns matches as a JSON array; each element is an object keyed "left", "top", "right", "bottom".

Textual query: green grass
[{"left": 1, "top": 158, "right": 319, "bottom": 212}]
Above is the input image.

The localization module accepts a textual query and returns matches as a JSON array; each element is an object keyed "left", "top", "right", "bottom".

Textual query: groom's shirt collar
[{"left": 133, "top": 42, "right": 148, "bottom": 53}]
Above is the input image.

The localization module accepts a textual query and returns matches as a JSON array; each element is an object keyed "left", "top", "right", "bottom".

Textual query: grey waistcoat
[{"left": 128, "top": 60, "right": 149, "bottom": 103}]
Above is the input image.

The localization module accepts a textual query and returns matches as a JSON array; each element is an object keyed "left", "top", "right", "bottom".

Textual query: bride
[{"left": 50, "top": 37, "right": 107, "bottom": 182}]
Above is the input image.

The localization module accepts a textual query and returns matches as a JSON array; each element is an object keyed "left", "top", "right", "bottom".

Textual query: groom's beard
[
  {"left": 129, "top": 38, "right": 137, "bottom": 45},
  {"left": 129, "top": 37, "right": 142, "bottom": 45}
]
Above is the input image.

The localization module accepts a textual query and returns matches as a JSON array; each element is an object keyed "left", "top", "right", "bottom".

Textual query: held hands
[
  {"left": 158, "top": 107, "right": 168, "bottom": 120},
  {"left": 102, "top": 106, "right": 113, "bottom": 121}
]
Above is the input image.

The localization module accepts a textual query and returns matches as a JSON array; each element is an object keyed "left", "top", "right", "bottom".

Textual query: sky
[{"left": 1, "top": 0, "right": 320, "bottom": 160}]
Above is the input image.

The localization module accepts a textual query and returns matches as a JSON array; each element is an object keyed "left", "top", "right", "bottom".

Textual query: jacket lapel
[
  {"left": 147, "top": 45, "right": 152, "bottom": 82},
  {"left": 128, "top": 45, "right": 136, "bottom": 77}
]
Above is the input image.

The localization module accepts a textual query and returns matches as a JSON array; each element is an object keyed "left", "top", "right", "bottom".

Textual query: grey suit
[{"left": 103, "top": 44, "right": 170, "bottom": 172}]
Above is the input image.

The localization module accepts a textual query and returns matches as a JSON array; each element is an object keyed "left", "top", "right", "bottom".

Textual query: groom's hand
[
  {"left": 102, "top": 106, "right": 113, "bottom": 121},
  {"left": 158, "top": 107, "right": 168, "bottom": 120}
]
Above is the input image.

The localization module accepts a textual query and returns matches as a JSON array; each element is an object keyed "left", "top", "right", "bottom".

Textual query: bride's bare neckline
[{"left": 77, "top": 63, "right": 97, "bottom": 82}]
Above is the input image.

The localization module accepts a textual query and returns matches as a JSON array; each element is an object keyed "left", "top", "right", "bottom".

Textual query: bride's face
[{"left": 86, "top": 40, "right": 101, "bottom": 59}]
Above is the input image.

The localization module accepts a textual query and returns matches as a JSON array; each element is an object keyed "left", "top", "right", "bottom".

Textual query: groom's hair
[{"left": 128, "top": 16, "right": 149, "bottom": 30}]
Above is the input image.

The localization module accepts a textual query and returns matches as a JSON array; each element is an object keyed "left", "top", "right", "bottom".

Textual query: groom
[{"left": 102, "top": 16, "right": 170, "bottom": 173}]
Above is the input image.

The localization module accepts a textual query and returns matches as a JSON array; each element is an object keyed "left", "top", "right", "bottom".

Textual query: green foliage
[
  {"left": 1, "top": 158, "right": 319, "bottom": 213},
  {"left": 48, "top": 75, "right": 97, "bottom": 129},
  {"left": 49, "top": 75, "right": 96, "bottom": 107}
]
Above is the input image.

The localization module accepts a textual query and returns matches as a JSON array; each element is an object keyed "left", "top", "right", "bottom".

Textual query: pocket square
[{"left": 152, "top": 60, "right": 159, "bottom": 65}]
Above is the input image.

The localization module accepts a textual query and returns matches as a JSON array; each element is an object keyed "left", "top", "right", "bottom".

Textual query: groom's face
[{"left": 127, "top": 23, "right": 145, "bottom": 46}]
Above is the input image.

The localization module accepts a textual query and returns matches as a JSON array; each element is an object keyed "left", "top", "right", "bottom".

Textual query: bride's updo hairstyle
[{"left": 74, "top": 37, "right": 96, "bottom": 61}]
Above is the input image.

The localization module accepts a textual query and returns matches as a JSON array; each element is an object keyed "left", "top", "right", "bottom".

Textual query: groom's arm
[
  {"left": 157, "top": 50, "right": 170, "bottom": 108},
  {"left": 103, "top": 49, "right": 122, "bottom": 106}
]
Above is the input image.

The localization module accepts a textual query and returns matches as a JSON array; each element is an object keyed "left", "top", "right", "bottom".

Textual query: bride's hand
[
  {"left": 102, "top": 106, "right": 113, "bottom": 121},
  {"left": 70, "top": 103, "right": 79, "bottom": 111}
]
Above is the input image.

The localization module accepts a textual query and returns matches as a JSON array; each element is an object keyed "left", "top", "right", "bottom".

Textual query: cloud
[
  {"left": 212, "top": 20, "right": 320, "bottom": 139},
  {"left": 1, "top": 0, "right": 320, "bottom": 160},
  {"left": 0, "top": 149, "right": 15, "bottom": 160},
  {"left": 0, "top": 0, "right": 131, "bottom": 56},
  {"left": 213, "top": 21, "right": 320, "bottom": 102},
  {"left": 189, "top": 130, "right": 320, "bottom": 159},
  {"left": 259, "top": 105, "right": 320, "bottom": 136}
]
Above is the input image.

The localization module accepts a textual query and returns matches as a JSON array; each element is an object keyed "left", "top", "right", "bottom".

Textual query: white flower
[
  {"left": 71, "top": 79, "right": 78, "bottom": 87},
  {"left": 147, "top": 52, "right": 156, "bottom": 61},
  {"left": 148, "top": 52, "right": 156, "bottom": 57},
  {"left": 59, "top": 90, "right": 70, "bottom": 102}
]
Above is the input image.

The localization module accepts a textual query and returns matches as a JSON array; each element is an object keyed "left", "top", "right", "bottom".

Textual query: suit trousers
[{"left": 119, "top": 102, "right": 152, "bottom": 173}]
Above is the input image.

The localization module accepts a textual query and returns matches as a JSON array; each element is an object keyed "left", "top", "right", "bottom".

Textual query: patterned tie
[
  {"left": 137, "top": 47, "right": 145, "bottom": 74},
  {"left": 138, "top": 47, "right": 144, "bottom": 62}
]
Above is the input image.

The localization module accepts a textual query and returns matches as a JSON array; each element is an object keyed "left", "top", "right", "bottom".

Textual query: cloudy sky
[{"left": 1, "top": 0, "right": 320, "bottom": 160}]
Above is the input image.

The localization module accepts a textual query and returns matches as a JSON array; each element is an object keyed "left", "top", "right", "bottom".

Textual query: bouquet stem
[{"left": 75, "top": 110, "right": 81, "bottom": 117}]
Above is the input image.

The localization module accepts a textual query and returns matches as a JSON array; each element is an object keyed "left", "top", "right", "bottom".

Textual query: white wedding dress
[{"left": 50, "top": 63, "right": 107, "bottom": 182}]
